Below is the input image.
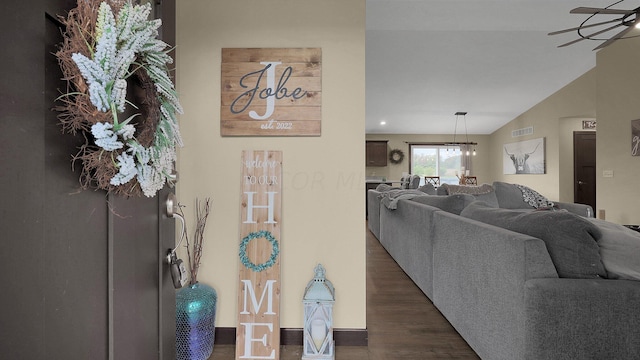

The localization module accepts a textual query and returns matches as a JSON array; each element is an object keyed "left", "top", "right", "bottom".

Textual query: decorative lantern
[{"left": 302, "top": 264, "right": 335, "bottom": 360}]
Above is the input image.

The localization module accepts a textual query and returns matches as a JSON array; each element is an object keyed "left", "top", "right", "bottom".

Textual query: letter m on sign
[{"left": 236, "top": 150, "right": 282, "bottom": 360}]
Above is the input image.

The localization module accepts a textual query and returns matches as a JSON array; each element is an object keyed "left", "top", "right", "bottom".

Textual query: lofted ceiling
[{"left": 365, "top": 0, "right": 636, "bottom": 134}]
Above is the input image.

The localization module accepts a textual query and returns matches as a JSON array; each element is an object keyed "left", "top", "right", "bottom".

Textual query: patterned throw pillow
[{"left": 515, "top": 184, "right": 554, "bottom": 208}]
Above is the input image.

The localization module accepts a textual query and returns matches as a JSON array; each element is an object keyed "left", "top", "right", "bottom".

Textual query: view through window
[{"left": 410, "top": 145, "right": 461, "bottom": 185}]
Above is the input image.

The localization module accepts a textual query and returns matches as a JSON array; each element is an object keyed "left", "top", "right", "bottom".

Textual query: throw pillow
[
  {"left": 460, "top": 201, "right": 607, "bottom": 279},
  {"left": 515, "top": 184, "right": 554, "bottom": 208},
  {"left": 588, "top": 218, "right": 640, "bottom": 280}
]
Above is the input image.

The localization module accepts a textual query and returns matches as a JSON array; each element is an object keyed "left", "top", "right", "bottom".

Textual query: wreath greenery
[
  {"left": 389, "top": 148, "right": 405, "bottom": 164},
  {"left": 239, "top": 230, "right": 280, "bottom": 272},
  {"left": 55, "top": 0, "right": 182, "bottom": 197}
]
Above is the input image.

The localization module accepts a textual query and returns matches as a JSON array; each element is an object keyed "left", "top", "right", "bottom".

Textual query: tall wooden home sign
[
  {"left": 236, "top": 150, "right": 282, "bottom": 359},
  {"left": 221, "top": 48, "right": 322, "bottom": 136}
]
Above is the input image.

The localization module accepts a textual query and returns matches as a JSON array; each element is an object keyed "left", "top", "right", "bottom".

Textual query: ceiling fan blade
[
  {"left": 557, "top": 22, "right": 624, "bottom": 47},
  {"left": 593, "top": 23, "right": 637, "bottom": 50},
  {"left": 570, "top": 7, "right": 634, "bottom": 15},
  {"left": 548, "top": 18, "right": 622, "bottom": 35}
]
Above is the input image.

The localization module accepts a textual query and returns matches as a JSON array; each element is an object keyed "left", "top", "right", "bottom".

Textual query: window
[{"left": 409, "top": 144, "right": 461, "bottom": 185}]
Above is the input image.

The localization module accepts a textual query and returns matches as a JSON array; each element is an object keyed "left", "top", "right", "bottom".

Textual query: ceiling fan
[{"left": 549, "top": 2, "right": 640, "bottom": 50}]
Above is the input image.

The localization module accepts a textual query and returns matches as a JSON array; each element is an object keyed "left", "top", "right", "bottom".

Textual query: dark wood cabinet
[{"left": 366, "top": 141, "right": 388, "bottom": 166}]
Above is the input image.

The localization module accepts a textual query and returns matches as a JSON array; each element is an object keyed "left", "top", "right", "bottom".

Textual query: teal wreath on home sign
[{"left": 239, "top": 230, "right": 280, "bottom": 272}]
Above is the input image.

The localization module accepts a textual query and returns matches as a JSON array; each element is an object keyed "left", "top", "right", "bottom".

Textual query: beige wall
[
  {"left": 176, "top": 0, "right": 366, "bottom": 329},
  {"left": 488, "top": 69, "right": 597, "bottom": 201},
  {"left": 596, "top": 36, "right": 640, "bottom": 224},
  {"left": 489, "top": 35, "right": 640, "bottom": 225},
  {"left": 365, "top": 134, "right": 491, "bottom": 185}
]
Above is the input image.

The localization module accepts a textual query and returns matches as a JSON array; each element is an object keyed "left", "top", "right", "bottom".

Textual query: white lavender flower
[
  {"left": 144, "top": 50, "right": 172, "bottom": 68},
  {"left": 152, "top": 145, "right": 176, "bottom": 175},
  {"left": 156, "top": 83, "right": 183, "bottom": 114},
  {"left": 94, "top": 2, "right": 115, "bottom": 43},
  {"left": 115, "top": 3, "right": 132, "bottom": 41},
  {"left": 91, "top": 122, "right": 123, "bottom": 151},
  {"left": 129, "top": 2, "right": 152, "bottom": 28},
  {"left": 71, "top": 53, "right": 110, "bottom": 97},
  {"left": 111, "top": 79, "right": 128, "bottom": 112},
  {"left": 91, "top": 122, "right": 113, "bottom": 138},
  {"left": 88, "top": 82, "right": 110, "bottom": 112},
  {"left": 115, "top": 123, "right": 135, "bottom": 140},
  {"left": 137, "top": 163, "right": 164, "bottom": 197},
  {"left": 129, "top": 142, "right": 151, "bottom": 165},
  {"left": 92, "top": 3, "right": 117, "bottom": 90},
  {"left": 159, "top": 104, "right": 183, "bottom": 146},
  {"left": 110, "top": 152, "right": 137, "bottom": 186},
  {"left": 141, "top": 39, "right": 168, "bottom": 55},
  {"left": 93, "top": 22, "right": 116, "bottom": 78}
]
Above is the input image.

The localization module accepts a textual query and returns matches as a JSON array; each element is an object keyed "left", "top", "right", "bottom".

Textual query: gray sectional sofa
[{"left": 367, "top": 182, "right": 640, "bottom": 360}]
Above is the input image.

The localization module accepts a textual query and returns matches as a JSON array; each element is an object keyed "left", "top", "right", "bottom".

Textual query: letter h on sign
[{"left": 244, "top": 192, "right": 278, "bottom": 224}]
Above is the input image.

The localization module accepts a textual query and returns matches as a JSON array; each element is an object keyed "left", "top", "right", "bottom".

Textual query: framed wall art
[
  {"left": 221, "top": 48, "right": 322, "bottom": 137},
  {"left": 632, "top": 119, "right": 640, "bottom": 156},
  {"left": 503, "top": 137, "right": 546, "bottom": 174}
]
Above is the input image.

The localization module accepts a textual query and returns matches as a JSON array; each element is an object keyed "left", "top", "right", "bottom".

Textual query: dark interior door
[
  {"left": 574, "top": 131, "right": 596, "bottom": 211},
  {"left": 1, "top": 1, "right": 176, "bottom": 359}
]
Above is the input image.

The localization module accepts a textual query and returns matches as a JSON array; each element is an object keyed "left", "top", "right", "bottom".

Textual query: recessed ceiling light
[{"left": 380, "top": 121, "right": 386, "bottom": 125}]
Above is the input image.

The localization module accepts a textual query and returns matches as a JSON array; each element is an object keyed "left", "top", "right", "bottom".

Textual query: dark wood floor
[{"left": 209, "top": 223, "right": 480, "bottom": 359}]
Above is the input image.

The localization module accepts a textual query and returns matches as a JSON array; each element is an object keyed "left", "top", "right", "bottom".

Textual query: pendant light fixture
[{"left": 447, "top": 111, "right": 477, "bottom": 156}]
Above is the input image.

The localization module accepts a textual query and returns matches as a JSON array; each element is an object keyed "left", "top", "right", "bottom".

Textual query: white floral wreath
[{"left": 65, "top": 1, "right": 182, "bottom": 197}]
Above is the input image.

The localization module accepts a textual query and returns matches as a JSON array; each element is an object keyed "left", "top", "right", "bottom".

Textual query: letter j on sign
[{"left": 237, "top": 150, "right": 282, "bottom": 359}]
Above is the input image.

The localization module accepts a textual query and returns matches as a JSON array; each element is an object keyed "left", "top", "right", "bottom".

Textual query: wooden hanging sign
[
  {"left": 236, "top": 150, "right": 282, "bottom": 359},
  {"left": 221, "top": 48, "right": 322, "bottom": 136}
]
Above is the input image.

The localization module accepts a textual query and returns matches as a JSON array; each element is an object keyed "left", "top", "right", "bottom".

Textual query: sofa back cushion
[
  {"left": 411, "top": 194, "right": 475, "bottom": 215},
  {"left": 417, "top": 183, "right": 437, "bottom": 195},
  {"left": 438, "top": 183, "right": 499, "bottom": 208},
  {"left": 492, "top": 181, "right": 554, "bottom": 209},
  {"left": 460, "top": 201, "right": 607, "bottom": 279}
]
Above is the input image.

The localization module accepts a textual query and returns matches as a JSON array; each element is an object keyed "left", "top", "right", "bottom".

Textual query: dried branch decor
[
  {"left": 179, "top": 198, "right": 211, "bottom": 285},
  {"left": 55, "top": 0, "right": 183, "bottom": 197}
]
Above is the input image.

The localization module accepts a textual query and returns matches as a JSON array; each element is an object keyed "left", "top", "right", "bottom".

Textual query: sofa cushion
[
  {"left": 417, "top": 183, "right": 436, "bottom": 195},
  {"left": 588, "top": 218, "right": 640, "bottom": 280},
  {"left": 410, "top": 194, "right": 475, "bottom": 215},
  {"left": 375, "top": 183, "right": 400, "bottom": 192},
  {"left": 493, "top": 181, "right": 554, "bottom": 209},
  {"left": 439, "top": 183, "right": 499, "bottom": 208},
  {"left": 379, "top": 189, "right": 427, "bottom": 209},
  {"left": 460, "top": 201, "right": 607, "bottom": 279}
]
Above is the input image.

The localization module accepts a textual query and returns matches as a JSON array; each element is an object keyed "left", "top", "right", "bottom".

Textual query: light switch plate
[{"left": 603, "top": 170, "right": 614, "bottom": 178}]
